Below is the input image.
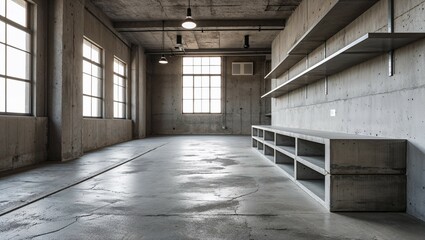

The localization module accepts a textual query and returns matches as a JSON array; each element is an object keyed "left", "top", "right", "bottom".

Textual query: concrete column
[
  {"left": 48, "top": 0, "right": 84, "bottom": 161},
  {"left": 131, "top": 45, "right": 147, "bottom": 138}
]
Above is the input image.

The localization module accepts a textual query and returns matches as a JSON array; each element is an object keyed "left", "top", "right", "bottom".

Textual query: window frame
[
  {"left": 113, "top": 56, "right": 127, "bottom": 119},
  {"left": 0, "top": 0, "right": 34, "bottom": 116},
  {"left": 82, "top": 37, "right": 104, "bottom": 118},
  {"left": 182, "top": 56, "right": 222, "bottom": 114}
]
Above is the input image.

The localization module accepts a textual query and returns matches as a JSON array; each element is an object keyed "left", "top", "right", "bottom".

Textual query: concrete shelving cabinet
[{"left": 251, "top": 125, "right": 407, "bottom": 211}]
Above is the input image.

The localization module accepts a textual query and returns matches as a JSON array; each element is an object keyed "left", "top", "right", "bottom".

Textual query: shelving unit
[
  {"left": 251, "top": 125, "right": 407, "bottom": 211},
  {"left": 263, "top": 32, "right": 425, "bottom": 98},
  {"left": 265, "top": 0, "right": 379, "bottom": 80}
]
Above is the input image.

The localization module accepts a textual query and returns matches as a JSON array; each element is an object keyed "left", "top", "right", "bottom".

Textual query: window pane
[
  {"left": 113, "top": 102, "right": 118, "bottom": 118},
  {"left": 182, "top": 76, "right": 193, "bottom": 87},
  {"left": 92, "top": 65, "right": 101, "bottom": 78},
  {"left": 113, "top": 59, "right": 118, "bottom": 73},
  {"left": 183, "top": 57, "right": 193, "bottom": 66},
  {"left": 0, "top": 43, "right": 4, "bottom": 75},
  {"left": 91, "top": 47, "right": 100, "bottom": 63},
  {"left": 0, "top": 21, "right": 5, "bottom": 43},
  {"left": 210, "top": 57, "right": 220, "bottom": 65},
  {"left": 114, "top": 85, "right": 118, "bottom": 101},
  {"left": 82, "top": 74, "right": 91, "bottom": 95},
  {"left": 194, "top": 100, "right": 201, "bottom": 112},
  {"left": 83, "top": 40, "right": 91, "bottom": 59},
  {"left": 211, "top": 88, "right": 221, "bottom": 99},
  {"left": 201, "top": 76, "right": 209, "bottom": 87},
  {"left": 193, "top": 65, "right": 201, "bottom": 74},
  {"left": 91, "top": 77, "right": 101, "bottom": 97},
  {"left": 202, "top": 100, "right": 209, "bottom": 112},
  {"left": 118, "top": 62, "right": 124, "bottom": 75},
  {"left": 183, "top": 66, "right": 193, "bottom": 74},
  {"left": 7, "top": 24, "right": 30, "bottom": 51},
  {"left": 194, "top": 88, "right": 201, "bottom": 99},
  {"left": 201, "top": 88, "right": 209, "bottom": 99},
  {"left": 183, "top": 87, "right": 193, "bottom": 99},
  {"left": 7, "top": 0, "right": 27, "bottom": 27},
  {"left": 211, "top": 76, "right": 221, "bottom": 87},
  {"left": 193, "top": 57, "right": 201, "bottom": 65},
  {"left": 202, "top": 57, "right": 209, "bottom": 65},
  {"left": 83, "top": 96, "right": 91, "bottom": 117},
  {"left": 0, "top": 77, "right": 4, "bottom": 112},
  {"left": 118, "top": 86, "right": 124, "bottom": 102},
  {"left": 6, "top": 79, "right": 29, "bottom": 113},
  {"left": 201, "top": 66, "right": 209, "bottom": 74},
  {"left": 211, "top": 100, "right": 221, "bottom": 113},
  {"left": 210, "top": 66, "right": 220, "bottom": 74},
  {"left": 183, "top": 100, "right": 193, "bottom": 113},
  {"left": 92, "top": 98, "right": 101, "bottom": 117},
  {"left": 7, "top": 47, "right": 29, "bottom": 79},
  {"left": 117, "top": 76, "right": 124, "bottom": 86},
  {"left": 83, "top": 60, "right": 91, "bottom": 74},
  {"left": 0, "top": 0, "right": 5, "bottom": 17},
  {"left": 194, "top": 76, "right": 202, "bottom": 87}
]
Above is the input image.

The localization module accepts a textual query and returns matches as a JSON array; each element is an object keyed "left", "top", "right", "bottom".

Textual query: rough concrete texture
[
  {"left": 149, "top": 56, "right": 270, "bottom": 135},
  {"left": 0, "top": 117, "right": 47, "bottom": 172},
  {"left": 82, "top": 119, "right": 133, "bottom": 152},
  {"left": 270, "top": 0, "right": 425, "bottom": 220},
  {"left": 1, "top": 136, "right": 425, "bottom": 239}
]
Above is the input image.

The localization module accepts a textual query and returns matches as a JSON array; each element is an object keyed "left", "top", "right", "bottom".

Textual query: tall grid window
[
  {"left": 0, "top": 0, "right": 32, "bottom": 114},
  {"left": 83, "top": 38, "right": 103, "bottom": 118},
  {"left": 182, "top": 57, "right": 221, "bottom": 113},
  {"left": 113, "top": 57, "right": 126, "bottom": 119}
]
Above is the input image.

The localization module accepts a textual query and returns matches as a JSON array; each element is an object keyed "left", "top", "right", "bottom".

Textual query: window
[
  {"left": 0, "top": 0, "right": 32, "bottom": 114},
  {"left": 113, "top": 57, "right": 126, "bottom": 118},
  {"left": 82, "top": 38, "right": 103, "bottom": 117},
  {"left": 182, "top": 57, "right": 221, "bottom": 113}
]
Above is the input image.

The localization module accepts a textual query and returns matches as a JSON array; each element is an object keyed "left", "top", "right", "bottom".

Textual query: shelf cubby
[
  {"left": 251, "top": 125, "right": 406, "bottom": 211},
  {"left": 258, "top": 129, "right": 264, "bottom": 138},
  {"left": 276, "top": 150, "right": 295, "bottom": 178},
  {"left": 264, "top": 131, "right": 275, "bottom": 146}
]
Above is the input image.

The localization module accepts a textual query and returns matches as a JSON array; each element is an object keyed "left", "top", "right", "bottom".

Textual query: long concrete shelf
[
  {"left": 264, "top": 0, "right": 379, "bottom": 80},
  {"left": 251, "top": 125, "right": 407, "bottom": 211},
  {"left": 263, "top": 32, "right": 425, "bottom": 98}
]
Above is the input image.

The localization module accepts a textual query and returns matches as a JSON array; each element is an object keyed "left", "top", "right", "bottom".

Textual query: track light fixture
[
  {"left": 243, "top": 35, "right": 250, "bottom": 48},
  {"left": 159, "top": 21, "right": 168, "bottom": 64},
  {"left": 182, "top": 0, "right": 196, "bottom": 29}
]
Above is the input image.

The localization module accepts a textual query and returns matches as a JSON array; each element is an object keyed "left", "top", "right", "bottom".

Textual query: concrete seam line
[{"left": 0, "top": 143, "right": 168, "bottom": 217}]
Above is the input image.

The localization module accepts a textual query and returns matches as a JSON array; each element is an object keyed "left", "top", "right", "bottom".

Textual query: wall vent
[{"left": 232, "top": 62, "right": 253, "bottom": 75}]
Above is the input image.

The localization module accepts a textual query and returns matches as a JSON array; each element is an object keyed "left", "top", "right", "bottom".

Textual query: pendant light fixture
[
  {"left": 159, "top": 20, "right": 168, "bottom": 64},
  {"left": 182, "top": 0, "right": 196, "bottom": 29}
]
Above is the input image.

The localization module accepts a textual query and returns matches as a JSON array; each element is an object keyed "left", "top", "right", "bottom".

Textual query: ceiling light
[
  {"left": 159, "top": 55, "right": 168, "bottom": 64},
  {"left": 182, "top": 0, "right": 196, "bottom": 29},
  {"left": 159, "top": 20, "right": 168, "bottom": 64},
  {"left": 243, "top": 35, "right": 250, "bottom": 48}
]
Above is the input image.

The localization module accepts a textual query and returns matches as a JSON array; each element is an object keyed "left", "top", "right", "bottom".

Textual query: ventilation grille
[{"left": 232, "top": 62, "right": 253, "bottom": 75}]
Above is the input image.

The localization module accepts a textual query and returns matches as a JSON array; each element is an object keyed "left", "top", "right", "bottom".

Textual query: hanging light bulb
[
  {"left": 182, "top": 0, "right": 196, "bottom": 29},
  {"left": 159, "top": 20, "right": 168, "bottom": 64},
  {"left": 159, "top": 54, "right": 168, "bottom": 64}
]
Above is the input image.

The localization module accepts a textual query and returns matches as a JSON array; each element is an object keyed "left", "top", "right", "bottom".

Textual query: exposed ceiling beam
[
  {"left": 145, "top": 48, "right": 271, "bottom": 56},
  {"left": 114, "top": 19, "right": 285, "bottom": 31}
]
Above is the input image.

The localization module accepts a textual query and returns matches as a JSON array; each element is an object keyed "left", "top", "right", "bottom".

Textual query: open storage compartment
[
  {"left": 275, "top": 134, "right": 296, "bottom": 157},
  {"left": 264, "top": 144, "right": 275, "bottom": 162},
  {"left": 297, "top": 139, "right": 326, "bottom": 174},
  {"left": 252, "top": 138, "right": 258, "bottom": 148},
  {"left": 296, "top": 161, "right": 325, "bottom": 201},
  {"left": 276, "top": 150, "right": 294, "bottom": 178},
  {"left": 264, "top": 131, "right": 275, "bottom": 146}
]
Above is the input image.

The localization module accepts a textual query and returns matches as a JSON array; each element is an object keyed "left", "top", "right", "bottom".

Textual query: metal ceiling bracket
[{"left": 388, "top": 0, "right": 394, "bottom": 76}]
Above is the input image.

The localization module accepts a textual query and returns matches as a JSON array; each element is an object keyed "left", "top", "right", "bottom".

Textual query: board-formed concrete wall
[
  {"left": 81, "top": 2, "right": 133, "bottom": 152},
  {"left": 0, "top": 0, "right": 48, "bottom": 172},
  {"left": 148, "top": 56, "right": 270, "bottom": 135},
  {"left": 270, "top": 0, "right": 425, "bottom": 221}
]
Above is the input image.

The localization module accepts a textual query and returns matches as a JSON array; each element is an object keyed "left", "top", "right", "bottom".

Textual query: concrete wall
[
  {"left": 0, "top": 0, "right": 48, "bottom": 172},
  {"left": 81, "top": 2, "right": 132, "bottom": 152},
  {"left": 270, "top": 0, "right": 425, "bottom": 221},
  {"left": 148, "top": 56, "right": 270, "bottom": 135}
]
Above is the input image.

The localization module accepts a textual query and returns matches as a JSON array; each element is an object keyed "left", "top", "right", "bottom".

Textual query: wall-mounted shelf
[
  {"left": 265, "top": 0, "right": 379, "bottom": 80},
  {"left": 263, "top": 32, "right": 425, "bottom": 98},
  {"left": 252, "top": 125, "right": 407, "bottom": 211}
]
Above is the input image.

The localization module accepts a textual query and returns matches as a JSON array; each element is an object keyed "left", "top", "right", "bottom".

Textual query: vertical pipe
[{"left": 388, "top": 0, "right": 394, "bottom": 76}]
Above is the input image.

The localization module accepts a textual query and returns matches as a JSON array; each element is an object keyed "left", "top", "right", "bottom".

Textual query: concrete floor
[{"left": 0, "top": 136, "right": 425, "bottom": 240}]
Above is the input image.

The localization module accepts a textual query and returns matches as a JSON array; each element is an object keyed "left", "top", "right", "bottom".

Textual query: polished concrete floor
[{"left": 1, "top": 135, "right": 425, "bottom": 239}]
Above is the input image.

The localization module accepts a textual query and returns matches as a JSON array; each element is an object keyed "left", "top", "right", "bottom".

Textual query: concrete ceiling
[{"left": 90, "top": 0, "right": 302, "bottom": 53}]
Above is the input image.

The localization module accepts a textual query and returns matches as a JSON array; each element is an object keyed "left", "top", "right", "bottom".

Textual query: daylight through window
[
  {"left": 182, "top": 57, "right": 221, "bottom": 113},
  {"left": 0, "top": 0, "right": 32, "bottom": 114},
  {"left": 113, "top": 57, "right": 126, "bottom": 118}
]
